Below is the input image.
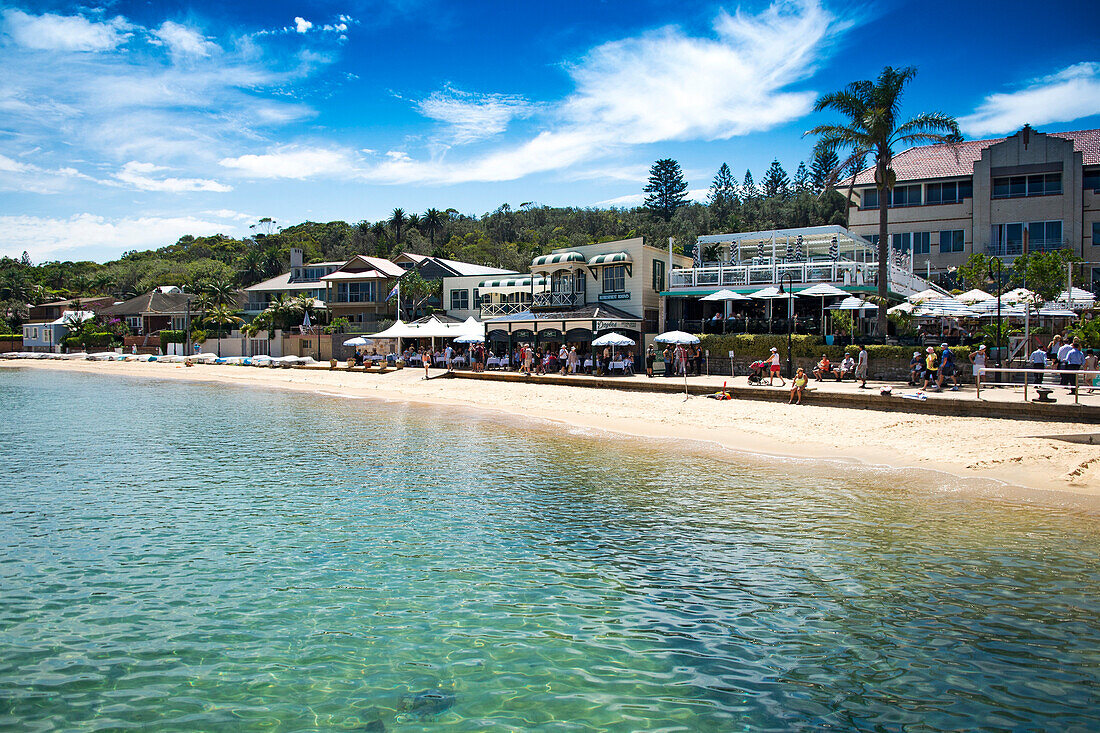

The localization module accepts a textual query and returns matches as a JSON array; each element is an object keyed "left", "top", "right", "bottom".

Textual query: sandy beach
[{"left": 4, "top": 358, "right": 1098, "bottom": 500}]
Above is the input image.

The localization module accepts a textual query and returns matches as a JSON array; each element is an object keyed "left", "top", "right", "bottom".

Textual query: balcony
[
  {"left": 531, "top": 292, "right": 583, "bottom": 310},
  {"left": 480, "top": 302, "right": 530, "bottom": 318},
  {"left": 668, "top": 260, "right": 932, "bottom": 298}
]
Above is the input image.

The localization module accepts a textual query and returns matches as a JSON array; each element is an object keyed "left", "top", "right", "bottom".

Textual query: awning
[
  {"left": 478, "top": 275, "right": 548, "bottom": 295},
  {"left": 532, "top": 252, "right": 585, "bottom": 267},
  {"left": 587, "top": 252, "right": 631, "bottom": 266}
]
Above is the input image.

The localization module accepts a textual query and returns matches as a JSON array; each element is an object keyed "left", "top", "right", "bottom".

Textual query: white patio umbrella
[
  {"left": 453, "top": 333, "right": 485, "bottom": 343},
  {"left": 956, "top": 288, "right": 993, "bottom": 304},
  {"left": 592, "top": 332, "right": 636, "bottom": 366},
  {"left": 907, "top": 288, "right": 943, "bottom": 304},
  {"left": 798, "top": 283, "right": 848, "bottom": 336},
  {"left": 1057, "top": 287, "right": 1095, "bottom": 309},
  {"left": 655, "top": 331, "right": 700, "bottom": 398},
  {"left": 342, "top": 336, "right": 372, "bottom": 347},
  {"left": 887, "top": 302, "right": 915, "bottom": 315},
  {"left": 829, "top": 296, "right": 876, "bottom": 311},
  {"left": 700, "top": 289, "right": 750, "bottom": 301},
  {"left": 749, "top": 286, "right": 794, "bottom": 299},
  {"left": 912, "top": 298, "right": 979, "bottom": 318}
]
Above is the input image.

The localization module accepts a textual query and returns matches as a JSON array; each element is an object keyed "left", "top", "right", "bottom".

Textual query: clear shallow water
[{"left": 1, "top": 369, "right": 1099, "bottom": 732}]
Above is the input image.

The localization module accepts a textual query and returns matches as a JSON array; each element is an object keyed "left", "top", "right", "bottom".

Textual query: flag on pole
[{"left": 386, "top": 282, "right": 400, "bottom": 301}]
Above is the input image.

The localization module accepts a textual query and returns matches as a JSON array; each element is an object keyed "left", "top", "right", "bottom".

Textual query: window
[
  {"left": 1028, "top": 221, "right": 1063, "bottom": 251},
  {"left": 939, "top": 230, "right": 964, "bottom": 253},
  {"left": 574, "top": 270, "right": 586, "bottom": 296},
  {"left": 926, "top": 181, "right": 970, "bottom": 205},
  {"left": 652, "top": 260, "right": 665, "bottom": 292},
  {"left": 912, "top": 232, "right": 930, "bottom": 255},
  {"left": 891, "top": 232, "right": 911, "bottom": 253},
  {"left": 450, "top": 289, "right": 469, "bottom": 310},
  {"left": 33, "top": 327, "right": 39, "bottom": 339},
  {"left": 862, "top": 188, "right": 879, "bottom": 209},
  {"left": 890, "top": 185, "right": 922, "bottom": 207},
  {"left": 1085, "top": 170, "right": 1100, "bottom": 192},
  {"left": 602, "top": 264, "right": 626, "bottom": 293},
  {"left": 336, "top": 282, "right": 376, "bottom": 302},
  {"left": 1093, "top": 222, "right": 1100, "bottom": 247},
  {"left": 992, "top": 173, "right": 1062, "bottom": 198},
  {"left": 866, "top": 234, "right": 879, "bottom": 248}
]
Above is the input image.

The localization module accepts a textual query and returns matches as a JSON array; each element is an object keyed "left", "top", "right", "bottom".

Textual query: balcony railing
[
  {"left": 669, "top": 260, "right": 933, "bottom": 297},
  {"left": 480, "top": 302, "right": 530, "bottom": 318},
  {"left": 986, "top": 240, "right": 1069, "bottom": 257},
  {"left": 531, "top": 292, "right": 582, "bottom": 309}
]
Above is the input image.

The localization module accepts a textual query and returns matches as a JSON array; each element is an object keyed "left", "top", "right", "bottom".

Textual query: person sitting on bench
[
  {"left": 812, "top": 354, "right": 834, "bottom": 381},
  {"left": 837, "top": 353, "right": 856, "bottom": 381}
]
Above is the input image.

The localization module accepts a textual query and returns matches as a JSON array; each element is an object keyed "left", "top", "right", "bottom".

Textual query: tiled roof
[
  {"left": 849, "top": 128, "right": 1100, "bottom": 186},
  {"left": 100, "top": 292, "right": 196, "bottom": 316}
]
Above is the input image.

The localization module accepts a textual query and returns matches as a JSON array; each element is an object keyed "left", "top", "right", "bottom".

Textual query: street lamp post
[
  {"left": 779, "top": 273, "right": 794, "bottom": 379},
  {"left": 987, "top": 256, "right": 1004, "bottom": 369}
]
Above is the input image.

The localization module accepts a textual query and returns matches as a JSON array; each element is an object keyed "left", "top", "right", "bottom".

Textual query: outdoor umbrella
[
  {"left": 655, "top": 331, "right": 700, "bottom": 398},
  {"left": 956, "top": 288, "right": 993, "bottom": 304},
  {"left": 1056, "top": 287, "right": 1096, "bottom": 310},
  {"left": 453, "top": 333, "right": 484, "bottom": 343},
  {"left": 342, "top": 336, "right": 372, "bottom": 347},
  {"left": 700, "top": 289, "right": 749, "bottom": 302},
  {"left": 592, "top": 332, "right": 636, "bottom": 366},
  {"left": 799, "top": 283, "right": 848, "bottom": 336}
]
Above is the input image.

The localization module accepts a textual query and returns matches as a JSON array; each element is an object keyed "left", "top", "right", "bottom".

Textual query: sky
[{"left": 1, "top": 0, "right": 1098, "bottom": 263}]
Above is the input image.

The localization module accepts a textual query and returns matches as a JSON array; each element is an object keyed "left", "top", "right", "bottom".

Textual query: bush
[
  {"left": 698, "top": 333, "right": 973, "bottom": 362},
  {"left": 62, "top": 332, "right": 114, "bottom": 349},
  {"left": 159, "top": 330, "right": 187, "bottom": 348}
]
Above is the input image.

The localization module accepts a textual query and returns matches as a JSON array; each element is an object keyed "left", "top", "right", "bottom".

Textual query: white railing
[
  {"left": 480, "top": 302, "right": 529, "bottom": 318},
  {"left": 668, "top": 260, "right": 932, "bottom": 298},
  {"left": 532, "top": 292, "right": 582, "bottom": 309}
]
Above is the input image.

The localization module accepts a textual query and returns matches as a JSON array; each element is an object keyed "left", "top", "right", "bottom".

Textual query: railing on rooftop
[
  {"left": 480, "top": 302, "right": 530, "bottom": 318},
  {"left": 986, "top": 241, "right": 1069, "bottom": 258}
]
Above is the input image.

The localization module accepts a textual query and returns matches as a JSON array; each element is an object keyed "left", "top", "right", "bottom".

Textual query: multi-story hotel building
[{"left": 845, "top": 126, "right": 1100, "bottom": 292}]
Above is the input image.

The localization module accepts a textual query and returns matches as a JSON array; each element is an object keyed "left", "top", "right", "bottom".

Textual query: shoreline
[{"left": 4, "top": 359, "right": 1099, "bottom": 503}]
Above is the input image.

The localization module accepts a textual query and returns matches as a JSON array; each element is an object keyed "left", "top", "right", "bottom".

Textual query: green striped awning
[
  {"left": 587, "top": 252, "right": 631, "bottom": 266},
  {"left": 531, "top": 251, "right": 585, "bottom": 267},
  {"left": 478, "top": 276, "right": 548, "bottom": 288}
]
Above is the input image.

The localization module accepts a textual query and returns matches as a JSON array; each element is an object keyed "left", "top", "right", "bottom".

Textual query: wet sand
[{"left": 5, "top": 359, "right": 1099, "bottom": 499}]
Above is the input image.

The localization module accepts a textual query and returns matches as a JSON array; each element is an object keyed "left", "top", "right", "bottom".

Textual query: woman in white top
[{"left": 969, "top": 344, "right": 987, "bottom": 386}]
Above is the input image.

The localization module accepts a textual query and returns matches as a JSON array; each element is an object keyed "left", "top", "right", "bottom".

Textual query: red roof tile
[{"left": 849, "top": 128, "right": 1100, "bottom": 186}]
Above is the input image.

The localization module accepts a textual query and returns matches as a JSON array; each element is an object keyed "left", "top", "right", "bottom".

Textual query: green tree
[
  {"left": 741, "top": 170, "right": 759, "bottom": 201},
  {"left": 793, "top": 161, "right": 810, "bottom": 193},
  {"left": 808, "top": 65, "right": 960, "bottom": 337},
  {"left": 643, "top": 158, "right": 689, "bottom": 222},
  {"left": 1010, "top": 249, "right": 1080, "bottom": 301},
  {"left": 957, "top": 253, "right": 991, "bottom": 293},
  {"left": 422, "top": 208, "right": 445, "bottom": 248},
  {"left": 809, "top": 145, "right": 839, "bottom": 193},
  {"left": 389, "top": 208, "right": 407, "bottom": 246},
  {"left": 396, "top": 269, "right": 440, "bottom": 319},
  {"left": 707, "top": 163, "right": 738, "bottom": 223},
  {"left": 761, "top": 159, "right": 790, "bottom": 198}
]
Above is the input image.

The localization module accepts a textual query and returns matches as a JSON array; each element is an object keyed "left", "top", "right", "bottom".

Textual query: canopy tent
[{"left": 956, "top": 289, "right": 993, "bottom": 304}]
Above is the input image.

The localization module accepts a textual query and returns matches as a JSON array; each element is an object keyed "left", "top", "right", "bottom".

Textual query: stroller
[{"left": 747, "top": 360, "right": 768, "bottom": 385}]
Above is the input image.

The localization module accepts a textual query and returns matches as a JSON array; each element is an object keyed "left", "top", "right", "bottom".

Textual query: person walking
[
  {"left": 1029, "top": 344, "right": 1047, "bottom": 385},
  {"left": 765, "top": 346, "right": 784, "bottom": 386},
  {"left": 937, "top": 343, "right": 958, "bottom": 391},
  {"left": 855, "top": 344, "right": 869, "bottom": 389},
  {"left": 645, "top": 345, "right": 655, "bottom": 378},
  {"left": 421, "top": 347, "right": 431, "bottom": 379},
  {"left": 921, "top": 346, "right": 940, "bottom": 392},
  {"left": 1061, "top": 338, "right": 1085, "bottom": 392},
  {"left": 968, "top": 344, "right": 987, "bottom": 388},
  {"left": 568, "top": 346, "right": 578, "bottom": 374},
  {"left": 662, "top": 346, "right": 672, "bottom": 378}
]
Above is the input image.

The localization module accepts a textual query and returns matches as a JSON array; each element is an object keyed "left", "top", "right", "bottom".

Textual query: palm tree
[
  {"left": 389, "top": 208, "right": 406, "bottom": 246},
  {"left": 202, "top": 278, "right": 237, "bottom": 307},
  {"left": 807, "top": 66, "right": 960, "bottom": 336},
  {"left": 202, "top": 303, "right": 244, "bottom": 356},
  {"left": 237, "top": 248, "right": 265, "bottom": 285},
  {"left": 422, "top": 208, "right": 444, "bottom": 248},
  {"left": 261, "top": 246, "right": 284, "bottom": 278}
]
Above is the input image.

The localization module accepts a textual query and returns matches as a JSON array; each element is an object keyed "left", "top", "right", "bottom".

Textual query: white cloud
[
  {"left": 0, "top": 153, "right": 99, "bottom": 193},
  {"left": 0, "top": 213, "right": 233, "bottom": 260},
  {"left": 202, "top": 209, "right": 252, "bottom": 220},
  {"left": 1, "top": 9, "right": 131, "bottom": 52},
  {"left": 226, "top": 0, "right": 843, "bottom": 186},
  {"left": 218, "top": 146, "right": 356, "bottom": 178},
  {"left": 153, "top": 21, "right": 217, "bottom": 58},
  {"left": 596, "top": 188, "right": 709, "bottom": 208},
  {"left": 294, "top": 17, "right": 313, "bottom": 34},
  {"left": 417, "top": 86, "right": 534, "bottom": 144},
  {"left": 114, "top": 161, "right": 232, "bottom": 192},
  {"left": 959, "top": 62, "right": 1100, "bottom": 136}
]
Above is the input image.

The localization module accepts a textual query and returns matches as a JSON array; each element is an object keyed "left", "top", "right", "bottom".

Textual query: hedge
[
  {"left": 697, "top": 334, "right": 973, "bottom": 361},
  {"left": 159, "top": 330, "right": 187, "bottom": 347},
  {"left": 0, "top": 334, "right": 22, "bottom": 340},
  {"left": 62, "top": 332, "right": 115, "bottom": 348}
]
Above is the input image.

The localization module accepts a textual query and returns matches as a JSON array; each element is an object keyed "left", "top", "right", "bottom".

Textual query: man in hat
[{"left": 937, "top": 343, "right": 959, "bottom": 391}]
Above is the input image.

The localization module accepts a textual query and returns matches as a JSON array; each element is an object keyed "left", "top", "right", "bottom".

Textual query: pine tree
[
  {"left": 741, "top": 170, "right": 759, "bottom": 201},
  {"left": 707, "top": 163, "right": 738, "bottom": 222},
  {"left": 809, "top": 145, "right": 839, "bottom": 193},
  {"left": 643, "top": 158, "right": 689, "bottom": 222},
  {"left": 762, "top": 159, "right": 790, "bottom": 198},
  {"left": 793, "top": 162, "right": 810, "bottom": 193}
]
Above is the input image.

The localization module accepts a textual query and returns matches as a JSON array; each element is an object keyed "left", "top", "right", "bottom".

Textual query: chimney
[{"left": 290, "top": 248, "right": 303, "bottom": 268}]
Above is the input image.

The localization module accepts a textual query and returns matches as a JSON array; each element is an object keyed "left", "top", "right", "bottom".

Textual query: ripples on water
[{"left": 1, "top": 368, "right": 1099, "bottom": 732}]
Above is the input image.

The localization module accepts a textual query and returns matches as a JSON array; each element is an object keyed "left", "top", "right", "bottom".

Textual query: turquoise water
[{"left": 1, "top": 369, "right": 1099, "bottom": 732}]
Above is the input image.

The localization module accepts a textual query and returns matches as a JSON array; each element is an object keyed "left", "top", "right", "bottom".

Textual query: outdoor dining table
[{"left": 486, "top": 356, "right": 506, "bottom": 369}]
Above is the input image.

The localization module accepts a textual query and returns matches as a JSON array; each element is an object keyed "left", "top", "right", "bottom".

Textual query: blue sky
[{"left": 1, "top": 0, "right": 1098, "bottom": 263}]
